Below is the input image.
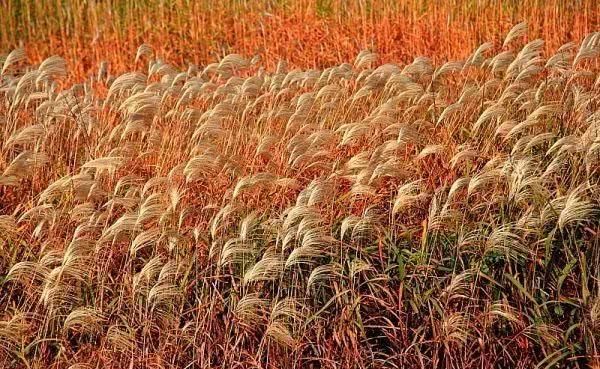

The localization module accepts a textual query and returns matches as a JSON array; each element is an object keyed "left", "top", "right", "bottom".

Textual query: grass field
[
  {"left": 2, "top": 0, "right": 598, "bottom": 79},
  {"left": 1, "top": 1, "right": 600, "bottom": 368}
]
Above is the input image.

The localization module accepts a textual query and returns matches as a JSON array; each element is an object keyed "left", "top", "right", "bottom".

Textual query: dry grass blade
[
  {"left": 1, "top": 48, "right": 26, "bottom": 75},
  {"left": 503, "top": 22, "right": 528, "bottom": 47}
]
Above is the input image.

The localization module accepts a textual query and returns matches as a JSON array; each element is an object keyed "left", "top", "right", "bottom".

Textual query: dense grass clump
[{"left": 1, "top": 24, "right": 600, "bottom": 368}]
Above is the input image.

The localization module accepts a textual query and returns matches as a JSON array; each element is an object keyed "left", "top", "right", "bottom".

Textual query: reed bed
[
  {"left": 0, "top": 23, "right": 600, "bottom": 368},
  {"left": 1, "top": 0, "right": 598, "bottom": 81}
]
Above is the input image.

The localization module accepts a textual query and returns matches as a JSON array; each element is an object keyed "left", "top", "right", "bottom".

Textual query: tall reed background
[
  {"left": 1, "top": 1, "right": 599, "bottom": 368},
  {"left": 2, "top": 0, "right": 598, "bottom": 78}
]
